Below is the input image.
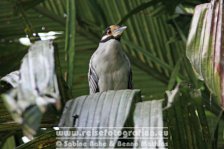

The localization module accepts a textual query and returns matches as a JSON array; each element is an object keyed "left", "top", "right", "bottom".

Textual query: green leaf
[
  {"left": 118, "top": 0, "right": 163, "bottom": 24},
  {"left": 167, "top": 57, "right": 182, "bottom": 90},
  {"left": 65, "top": 0, "right": 76, "bottom": 90},
  {"left": 123, "top": 40, "right": 173, "bottom": 72},
  {"left": 212, "top": 111, "right": 223, "bottom": 149},
  {"left": 186, "top": 0, "right": 224, "bottom": 106}
]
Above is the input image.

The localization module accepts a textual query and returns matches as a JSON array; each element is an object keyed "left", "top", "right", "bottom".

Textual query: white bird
[{"left": 88, "top": 25, "right": 133, "bottom": 94}]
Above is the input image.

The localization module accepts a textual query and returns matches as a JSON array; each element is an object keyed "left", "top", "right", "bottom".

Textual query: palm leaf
[
  {"left": 186, "top": 0, "right": 224, "bottom": 106},
  {"left": 0, "top": 0, "right": 223, "bottom": 148},
  {"left": 64, "top": 0, "right": 76, "bottom": 90}
]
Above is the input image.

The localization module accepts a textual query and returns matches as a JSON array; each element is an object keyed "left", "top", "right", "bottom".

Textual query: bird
[{"left": 88, "top": 25, "right": 133, "bottom": 94}]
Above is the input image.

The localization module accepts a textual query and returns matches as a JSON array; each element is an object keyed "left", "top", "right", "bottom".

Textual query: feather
[
  {"left": 128, "top": 68, "right": 133, "bottom": 89},
  {"left": 88, "top": 61, "right": 99, "bottom": 94},
  {"left": 125, "top": 54, "right": 133, "bottom": 89}
]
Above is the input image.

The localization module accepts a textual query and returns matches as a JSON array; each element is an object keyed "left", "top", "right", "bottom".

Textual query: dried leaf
[{"left": 1, "top": 40, "right": 60, "bottom": 138}]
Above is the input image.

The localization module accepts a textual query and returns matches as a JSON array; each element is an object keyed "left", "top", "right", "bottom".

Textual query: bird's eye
[{"left": 107, "top": 29, "right": 111, "bottom": 34}]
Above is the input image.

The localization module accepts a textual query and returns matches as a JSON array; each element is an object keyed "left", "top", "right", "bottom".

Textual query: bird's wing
[
  {"left": 125, "top": 54, "right": 133, "bottom": 89},
  {"left": 88, "top": 59, "right": 99, "bottom": 94},
  {"left": 128, "top": 67, "right": 133, "bottom": 89}
]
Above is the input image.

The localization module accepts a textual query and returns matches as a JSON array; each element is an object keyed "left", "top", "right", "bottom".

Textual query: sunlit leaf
[
  {"left": 186, "top": 0, "right": 224, "bottom": 106},
  {"left": 1, "top": 40, "right": 60, "bottom": 139}
]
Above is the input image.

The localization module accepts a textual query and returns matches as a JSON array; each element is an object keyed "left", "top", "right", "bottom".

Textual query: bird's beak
[{"left": 112, "top": 26, "right": 127, "bottom": 37}]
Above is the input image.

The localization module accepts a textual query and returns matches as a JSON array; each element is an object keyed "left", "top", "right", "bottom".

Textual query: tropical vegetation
[{"left": 0, "top": 0, "right": 224, "bottom": 148}]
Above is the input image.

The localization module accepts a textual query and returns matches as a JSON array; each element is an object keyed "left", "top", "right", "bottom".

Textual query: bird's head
[{"left": 100, "top": 25, "right": 127, "bottom": 42}]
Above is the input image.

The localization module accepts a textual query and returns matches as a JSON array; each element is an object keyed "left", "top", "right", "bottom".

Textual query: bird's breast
[
  {"left": 93, "top": 40, "right": 127, "bottom": 73},
  {"left": 90, "top": 39, "right": 131, "bottom": 91}
]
